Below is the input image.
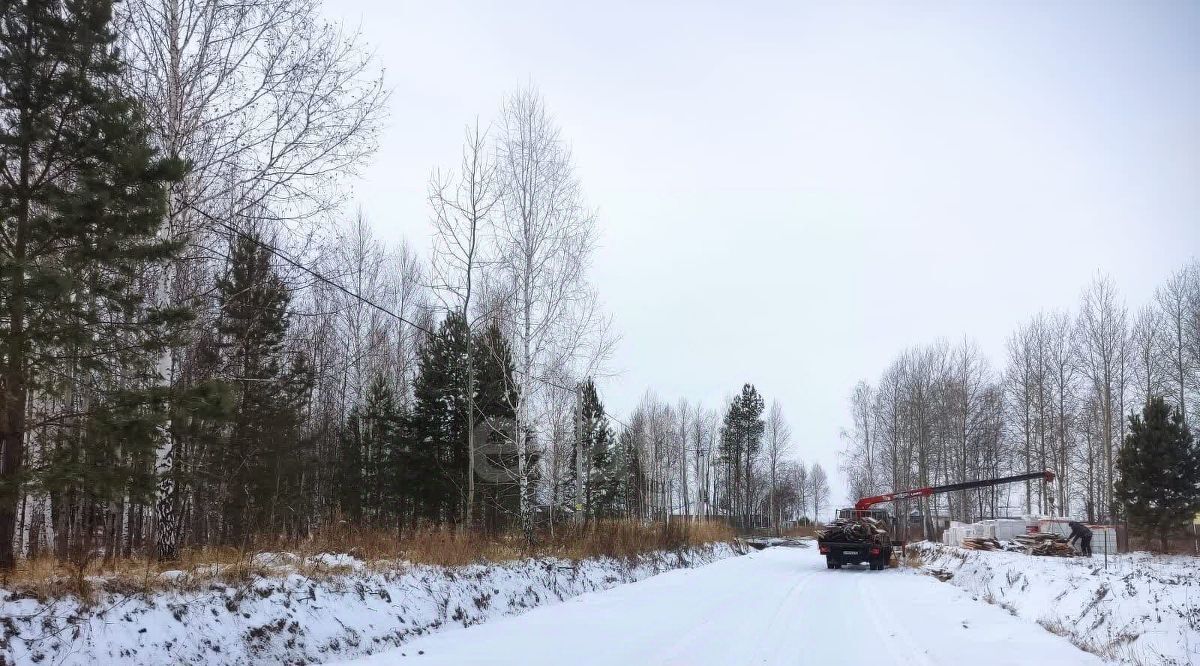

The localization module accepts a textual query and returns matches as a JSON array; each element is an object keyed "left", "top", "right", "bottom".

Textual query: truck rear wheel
[{"left": 826, "top": 557, "right": 840, "bottom": 569}]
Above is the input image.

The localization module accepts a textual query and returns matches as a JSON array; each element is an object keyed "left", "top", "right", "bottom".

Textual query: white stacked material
[
  {"left": 943, "top": 520, "right": 1016, "bottom": 546},
  {"left": 945, "top": 516, "right": 1117, "bottom": 554},
  {"left": 942, "top": 521, "right": 969, "bottom": 546},
  {"left": 991, "top": 519, "right": 1027, "bottom": 541}
]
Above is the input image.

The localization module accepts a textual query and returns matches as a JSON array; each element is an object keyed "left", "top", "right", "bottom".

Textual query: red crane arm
[
  {"left": 854, "top": 487, "right": 934, "bottom": 511},
  {"left": 853, "top": 469, "right": 1055, "bottom": 511}
]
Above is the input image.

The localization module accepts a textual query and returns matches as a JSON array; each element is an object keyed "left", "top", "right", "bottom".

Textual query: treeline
[
  {"left": 0, "top": 0, "right": 822, "bottom": 570},
  {"left": 0, "top": 0, "right": 622, "bottom": 567},
  {"left": 618, "top": 387, "right": 830, "bottom": 531},
  {"left": 839, "top": 263, "right": 1200, "bottom": 535}
]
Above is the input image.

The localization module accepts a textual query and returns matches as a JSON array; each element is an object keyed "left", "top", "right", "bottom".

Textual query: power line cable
[
  {"left": 186, "top": 204, "right": 440, "bottom": 339},
  {"left": 187, "top": 203, "right": 629, "bottom": 430}
]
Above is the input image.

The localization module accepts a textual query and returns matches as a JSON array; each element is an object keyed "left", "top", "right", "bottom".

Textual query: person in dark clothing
[{"left": 1067, "top": 521, "right": 1093, "bottom": 557}]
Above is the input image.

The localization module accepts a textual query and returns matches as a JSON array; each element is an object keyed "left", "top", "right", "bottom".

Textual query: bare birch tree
[
  {"left": 1045, "top": 310, "right": 1077, "bottom": 515},
  {"left": 494, "top": 86, "right": 599, "bottom": 540},
  {"left": 1130, "top": 304, "right": 1166, "bottom": 408},
  {"left": 1157, "top": 263, "right": 1198, "bottom": 424},
  {"left": 429, "top": 121, "right": 501, "bottom": 525},
  {"left": 119, "top": 0, "right": 387, "bottom": 560},
  {"left": 840, "top": 381, "right": 877, "bottom": 501},
  {"left": 793, "top": 463, "right": 810, "bottom": 522},
  {"left": 764, "top": 401, "right": 791, "bottom": 534},
  {"left": 809, "top": 463, "right": 830, "bottom": 525},
  {"left": 1075, "top": 274, "right": 1128, "bottom": 522},
  {"left": 690, "top": 403, "right": 713, "bottom": 519}
]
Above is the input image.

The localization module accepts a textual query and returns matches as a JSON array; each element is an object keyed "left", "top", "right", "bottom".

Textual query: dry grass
[
  {"left": 779, "top": 524, "right": 819, "bottom": 539},
  {"left": 904, "top": 547, "right": 925, "bottom": 568},
  {"left": 546, "top": 519, "right": 734, "bottom": 561},
  {"left": 392, "top": 528, "right": 525, "bottom": 567},
  {"left": 0, "top": 519, "right": 736, "bottom": 602}
]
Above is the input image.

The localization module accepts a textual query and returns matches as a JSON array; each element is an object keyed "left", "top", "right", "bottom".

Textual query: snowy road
[{"left": 337, "top": 546, "right": 1103, "bottom": 666}]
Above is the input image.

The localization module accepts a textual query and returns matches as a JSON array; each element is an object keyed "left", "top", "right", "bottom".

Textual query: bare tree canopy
[{"left": 840, "top": 261, "right": 1200, "bottom": 530}]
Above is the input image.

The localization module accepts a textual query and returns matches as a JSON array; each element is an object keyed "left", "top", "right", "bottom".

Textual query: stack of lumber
[
  {"left": 1012, "top": 532, "right": 1077, "bottom": 557},
  {"left": 960, "top": 536, "right": 1001, "bottom": 551},
  {"left": 817, "top": 517, "right": 889, "bottom": 544}
]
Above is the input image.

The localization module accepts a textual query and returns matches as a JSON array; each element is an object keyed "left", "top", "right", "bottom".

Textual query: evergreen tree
[
  {"left": 587, "top": 407, "right": 620, "bottom": 519},
  {"left": 339, "top": 374, "right": 408, "bottom": 526},
  {"left": 0, "top": 0, "right": 185, "bottom": 567},
  {"left": 338, "top": 407, "right": 366, "bottom": 522},
  {"left": 170, "top": 334, "right": 233, "bottom": 553},
  {"left": 359, "top": 375, "right": 389, "bottom": 520},
  {"left": 1114, "top": 397, "right": 1200, "bottom": 552},
  {"left": 348, "top": 374, "right": 412, "bottom": 525},
  {"left": 560, "top": 378, "right": 615, "bottom": 519},
  {"left": 472, "top": 321, "right": 522, "bottom": 530},
  {"left": 409, "top": 313, "right": 470, "bottom": 522},
  {"left": 719, "top": 384, "right": 765, "bottom": 523},
  {"left": 263, "top": 354, "right": 314, "bottom": 536},
  {"left": 214, "top": 231, "right": 310, "bottom": 544}
]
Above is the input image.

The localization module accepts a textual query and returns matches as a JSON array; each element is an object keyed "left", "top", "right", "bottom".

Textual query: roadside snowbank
[
  {"left": 0, "top": 543, "right": 741, "bottom": 665},
  {"left": 912, "top": 542, "right": 1200, "bottom": 665}
]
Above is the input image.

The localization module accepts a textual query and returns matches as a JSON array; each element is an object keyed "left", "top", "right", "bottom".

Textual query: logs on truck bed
[
  {"left": 1012, "top": 532, "right": 1077, "bottom": 557},
  {"left": 817, "top": 517, "right": 889, "bottom": 544}
]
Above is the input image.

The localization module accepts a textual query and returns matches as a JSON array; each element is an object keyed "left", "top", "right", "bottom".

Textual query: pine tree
[
  {"left": 559, "top": 378, "right": 615, "bottom": 520},
  {"left": 1114, "top": 397, "right": 1200, "bottom": 552},
  {"left": 587, "top": 405, "right": 620, "bottom": 519},
  {"left": 340, "top": 374, "right": 407, "bottom": 526},
  {"left": 472, "top": 321, "right": 522, "bottom": 530},
  {"left": 0, "top": 0, "right": 185, "bottom": 567},
  {"left": 266, "top": 354, "right": 314, "bottom": 537},
  {"left": 214, "top": 231, "right": 310, "bottom": 545},
  {"left": 339, "top": 406, "right": 366, "bottom": 522},
  {"left": 352, "top": 374, "right": 410, "bottom": 525},
  {"left": 409, "top": 314, "right": 470, "bottom": 522},
  {"left": 169, "top": 335, "right": 232, "bottom": 554},
  {"left": 719, "top": 384, "right": 765, "bottom": 523}
]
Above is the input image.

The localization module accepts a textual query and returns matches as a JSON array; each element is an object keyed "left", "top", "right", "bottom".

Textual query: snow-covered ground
[
  {"left": 0, "top": 544, "right": 739, "bottom": 665},
  {"left": 8, "top": 542, "right": 1187, "bottom": 666},
  {"left": 336, "top": 544, "right": 1103, "bottom": 666},
  {"left": 914, "top": 542, "right": 1200, "bottom": 666}
]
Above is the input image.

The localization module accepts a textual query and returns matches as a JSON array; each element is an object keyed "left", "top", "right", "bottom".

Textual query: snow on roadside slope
[
  {"left": 0, "top": 543, "right": 741, "bottom": 666},
  {"left": 913, "top": 542, "right": 1200, "bottom": 666},
  {"left": 333, "top": 543, "right": 1101, "bottom": 666}
]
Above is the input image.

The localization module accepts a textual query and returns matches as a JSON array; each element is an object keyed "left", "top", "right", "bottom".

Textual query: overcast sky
[{"left": 321, "top": 0, "right": 1200, "bottom": 510}]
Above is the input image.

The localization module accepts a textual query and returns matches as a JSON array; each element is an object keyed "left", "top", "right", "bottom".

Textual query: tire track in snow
[
  {"left": 648, "top": 554, "right": 789, "bottom": 665},
  {"left": 857, "top": 573, "right": 939, "bottom": 666},
  {"left": 743, "top": 564, "right": 819, "bottom": 665}
]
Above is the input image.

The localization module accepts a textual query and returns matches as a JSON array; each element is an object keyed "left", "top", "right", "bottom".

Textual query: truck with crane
[{"left": 818, "top": 470, "right": 1056, "bottom": 570}]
